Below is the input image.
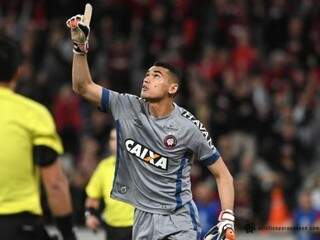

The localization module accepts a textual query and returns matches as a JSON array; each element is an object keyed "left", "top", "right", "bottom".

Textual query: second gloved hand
[{"left": 203, "top": 209, "right": 235, "bottom": 240}]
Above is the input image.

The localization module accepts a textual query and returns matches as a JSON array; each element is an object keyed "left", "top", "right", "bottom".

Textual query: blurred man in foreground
[{"left": 0, "top": 35, "right": 77, "bottom": 240}]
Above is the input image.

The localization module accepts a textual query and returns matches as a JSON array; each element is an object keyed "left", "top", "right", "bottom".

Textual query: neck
[{"left": 148, "top": 98, "right": 175, "bottom": 118}]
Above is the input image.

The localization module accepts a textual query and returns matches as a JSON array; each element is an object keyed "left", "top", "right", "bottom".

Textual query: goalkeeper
[{"left": 67, "top": 5, "right": 235, "bottom": 240}]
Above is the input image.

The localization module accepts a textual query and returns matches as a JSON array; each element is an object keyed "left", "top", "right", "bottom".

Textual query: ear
[{"left": 168, "top": 83, "right": 179, "bottom": 95}]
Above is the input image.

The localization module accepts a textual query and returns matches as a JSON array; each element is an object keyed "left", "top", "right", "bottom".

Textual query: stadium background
[{"left": 1, "top": 0, "right": 320, "bottom": 239}]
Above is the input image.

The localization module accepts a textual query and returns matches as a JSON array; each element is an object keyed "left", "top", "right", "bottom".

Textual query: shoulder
[
  {"left": 175, "top": 105, "right": 204, "bottom": 133},
  {"left": 109, "top": 90, "right": 146, "bottom": 109},
  {"left": 12, "top": 93, "right": 51, "bottom": 118},
  {"left": 110, "top": 90, "right": 143, "bottom": 103},
  {"left": 176, "top": 105, "right": 215, "bottom": 147}
]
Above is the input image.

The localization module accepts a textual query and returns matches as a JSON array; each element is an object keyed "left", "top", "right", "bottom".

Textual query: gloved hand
[
  {"left": 66, "top": 4, "right": 92, "bottom": 54},
  {"left": 203, "top": 209, "right": 235, "bottom": 240},
  {"left": 85, "top": 207, "right": 101, "bottom": 233}
]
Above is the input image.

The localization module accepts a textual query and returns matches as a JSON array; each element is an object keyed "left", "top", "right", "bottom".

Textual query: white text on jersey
[
  {"left": 125, "top": 139, "right": 168, "bottom": 170},
  {"left": 181, "top": 110, "right": 214, "bottom": 149}
]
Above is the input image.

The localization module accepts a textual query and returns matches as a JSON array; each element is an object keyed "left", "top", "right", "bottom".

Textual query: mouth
[{"left": 142, "top": 85, "right": 148, "bottom": 91}]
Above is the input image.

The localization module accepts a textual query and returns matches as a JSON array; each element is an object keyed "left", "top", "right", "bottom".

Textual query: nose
[{"left": 143, "top": 76, "right": 150, "bottom": 84}]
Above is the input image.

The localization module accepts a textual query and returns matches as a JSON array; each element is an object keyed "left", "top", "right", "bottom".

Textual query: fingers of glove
[
  {"left": 204, "top": 224, "right": 236, "bottom": 240},
  {"left": 204, "top": 234, "right": 214, "bottom": 240},
  {"left": 225, "top": 228, "right": 236, "bottom": 240},
  {"left": 204, "top": 232, "right": 223, "bottom": 240},
  {"left": 206, "top": 225, "right": 218, "bottom": 235},
  {"left": 218, "top": 221, "right": 234, "bottom": 233},
  {"left": 70, "top": 25, "right": 89, "bottom": 45},
  {"left": 204, "top": 225, "right": 219, "bottom": 240},
  {"left": 78, "top": 23, "right": 90, "bottom": 37},
  {"left": 66, "top": 14, "right": 83, "bottom": 29}
]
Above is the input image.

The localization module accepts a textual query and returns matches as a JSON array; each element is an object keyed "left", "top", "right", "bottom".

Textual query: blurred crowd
[{"left": 1, "top": 0, "right": 320, "bottom": 238}]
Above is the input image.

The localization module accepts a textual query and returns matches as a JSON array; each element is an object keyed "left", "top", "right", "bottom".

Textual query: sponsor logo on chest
[{"left": 125, "top": 139, "right": 168, "bottom": 170}]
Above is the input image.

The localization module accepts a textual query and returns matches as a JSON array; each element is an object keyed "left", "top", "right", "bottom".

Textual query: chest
[{"left": 117, "top": 115, "right": 191, "bottom": 170}]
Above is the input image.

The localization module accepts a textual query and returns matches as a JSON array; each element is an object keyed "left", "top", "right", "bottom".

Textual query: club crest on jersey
[
  {"left": 125, "top": 139, "right": 168, "bottom": 170},
  {"left": 164, "top": 135, "right": 177, "bottom": 149}
]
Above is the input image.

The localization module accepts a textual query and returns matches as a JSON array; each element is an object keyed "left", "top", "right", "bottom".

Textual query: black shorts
[
  {"left": 105, "top": 223, "right": 132, "bottom": 240},
  {"left": 0, "top": 212, "right": 54, "bottom": 240}
]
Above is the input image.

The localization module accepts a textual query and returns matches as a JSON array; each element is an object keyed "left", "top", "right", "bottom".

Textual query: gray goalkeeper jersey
[{"left": 100, "top": 88, "right": 220, "bottom": 214}]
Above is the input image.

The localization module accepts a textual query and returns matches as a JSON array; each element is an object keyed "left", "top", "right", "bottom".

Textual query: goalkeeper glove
[
  {"left": 203, "top": 209, "right": 235, "bottom": 240},
  {"left": 66, "top": 14, "right": 90, "bottom": 54}
]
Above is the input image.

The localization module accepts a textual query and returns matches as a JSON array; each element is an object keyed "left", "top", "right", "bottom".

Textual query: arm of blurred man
[
  {"left": 41, "top": 160, "right": 73, "bottom": 215},
  {"left": 84, "top": 160, "right": 105, "bottom": 232},
  {"left": 39, "top": 155, "right": 76, "bottom": 240},
  {"left": 84, "top": 198, "right": 101, "bottom": 231},
  {"left": 32, "top": 102, "right": 77, "bottom": 240}
]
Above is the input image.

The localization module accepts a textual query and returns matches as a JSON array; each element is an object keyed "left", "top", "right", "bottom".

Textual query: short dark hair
[
  {"left": 153, "top": 61, "right": 181, "bottom": 84},
  {"left": 0, "top": 35, "right": 21, "bottom": 82}
]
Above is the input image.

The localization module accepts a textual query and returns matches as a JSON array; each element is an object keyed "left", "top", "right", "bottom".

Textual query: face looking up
[{"left": 141, "top": 66, "right": 178, "bottom": 101}]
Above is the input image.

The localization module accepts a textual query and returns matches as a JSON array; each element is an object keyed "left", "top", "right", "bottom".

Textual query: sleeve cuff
[
  {"left": 99, "top": 88, "right": 110, "bottom": 112},
  {"left": 85, "top": 187, "right": 101, "bottom": 199},
  {"left": 201, "top": 151, "right": 221, "bottom": 166},
  {"left": 33, "top": 145, "right": 58, "bottom": 167}
]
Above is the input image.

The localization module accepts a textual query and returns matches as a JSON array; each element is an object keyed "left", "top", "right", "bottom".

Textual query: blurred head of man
[
  {"left": 109, "top": 128, "right": 117, "bottom": 155},
  {"left": 140, "top": 62, "right": 180, "bottom": 102},
  {"left": 0, "top": 35, "right": 21, "bottom": 87}
]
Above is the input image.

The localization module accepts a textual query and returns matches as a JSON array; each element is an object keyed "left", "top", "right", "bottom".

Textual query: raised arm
[
  {"left": 67, "top": 4, "right": 102, "bottom": 106},
  {"left": 72, "top": 54, "right": 101, "bottom": 105}
]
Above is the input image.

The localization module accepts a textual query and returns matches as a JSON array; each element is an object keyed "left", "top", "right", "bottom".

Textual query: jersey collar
[{"left": 146, "top": 102, "right": 179, "bottom": 120}]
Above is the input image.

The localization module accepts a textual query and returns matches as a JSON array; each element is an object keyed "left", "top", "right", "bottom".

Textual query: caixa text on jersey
[{"left": 125, "top": 139, "right": 168, "bottom": 170}]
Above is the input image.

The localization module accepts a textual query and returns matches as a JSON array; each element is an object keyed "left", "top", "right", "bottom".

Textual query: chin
[
  {"left": 140, "top": 92, "right": 146, "bottom": 98},
  {"left": 141, "top": 92, "right": 151, "bottom": 99},
  {"left": 141, "top": 91, "right": 161, "bottom": 102},
  {"left": 141, "top": 94, "right": 154, "bottom": 102}
]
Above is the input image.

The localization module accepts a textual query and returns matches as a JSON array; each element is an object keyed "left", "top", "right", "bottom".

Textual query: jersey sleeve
[
  {"left": 191, "top": 127, "right": 221, "bottom": 166},
  {"left": 31, "top": 105, "right": 63, "bottom": 155},
  {"left": 99, "top": 88, "right": 142, "bottom": 120},
  {"left": 86, "top": 162, "right": 104, "bottom": 199}
]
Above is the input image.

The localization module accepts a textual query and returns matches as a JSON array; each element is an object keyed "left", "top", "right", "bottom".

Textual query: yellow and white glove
[
  {"left": 204, "top": 209, "right": 236, "bottom": 240},
  {"left": 66, "top": 4, "right": 92, "bottom": 54}
]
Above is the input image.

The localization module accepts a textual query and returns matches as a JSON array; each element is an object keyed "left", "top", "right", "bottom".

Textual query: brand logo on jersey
[
  {"left": 125, "top": 139, "right": 168, "bottom": 170},
  {"left": 164, "top": 135, "right": 177, "bottom": 149},
  {"left": 181, "top": 110, "right": 214, "bottom": 149}
]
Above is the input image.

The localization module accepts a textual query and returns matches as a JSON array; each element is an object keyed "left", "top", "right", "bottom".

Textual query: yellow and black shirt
[
  {"left": 0, "top": 87, "right": 63, "bottom": 215},
  {"left": 86, "top": 155, "right": 134, "bottom": 227}
]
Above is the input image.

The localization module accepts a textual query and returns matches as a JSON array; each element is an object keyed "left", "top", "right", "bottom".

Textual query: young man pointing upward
[{"left": 67, "top": 7, "right": 235, "bottom": 240}]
